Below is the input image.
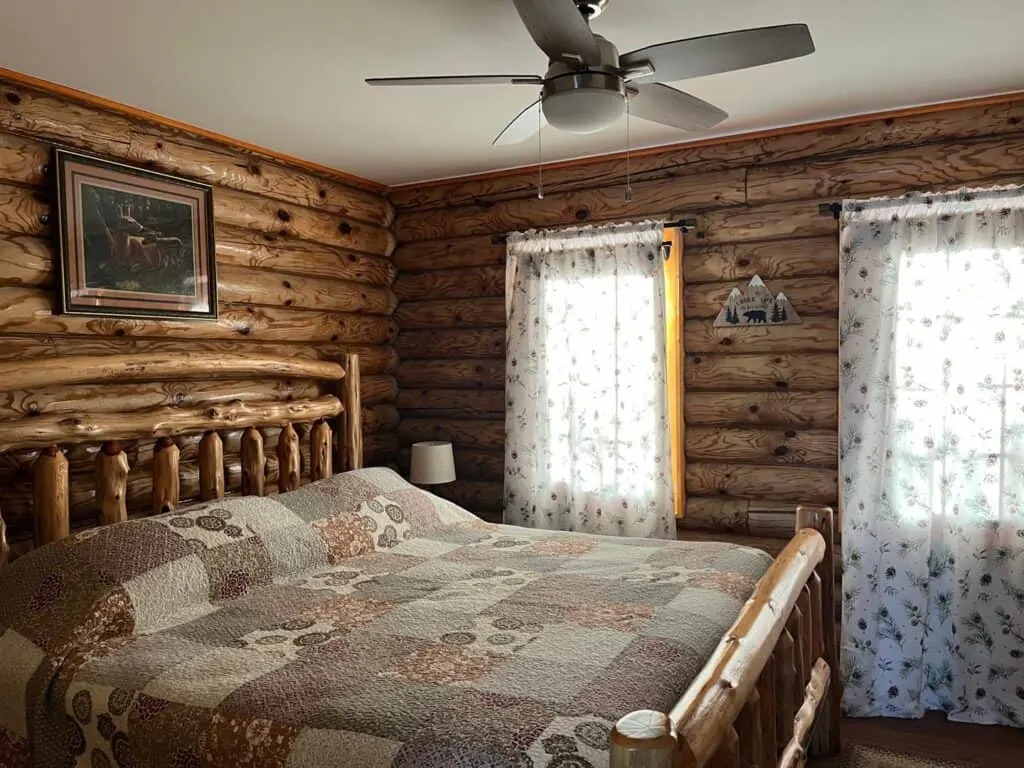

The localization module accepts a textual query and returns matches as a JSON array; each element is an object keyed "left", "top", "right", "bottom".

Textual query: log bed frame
[
  {"left": 0, "top": 352, "right": 362, "bottom": 561},
  {"left": 0, "top": 352, "right": 839, "bottom": 768}
]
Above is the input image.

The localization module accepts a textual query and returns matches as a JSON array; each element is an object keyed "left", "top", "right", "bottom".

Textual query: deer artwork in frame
[{"left": 53, "top": 148, "right": 217, "bottom": 320}]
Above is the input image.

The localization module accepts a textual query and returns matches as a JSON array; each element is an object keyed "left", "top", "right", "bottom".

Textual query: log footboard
[{"left": 611, "top": 506, "right": 840, "bottom": 768}]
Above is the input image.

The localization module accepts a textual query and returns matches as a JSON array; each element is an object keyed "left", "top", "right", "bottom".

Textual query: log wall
[
  {"left": 389, "top": 93, "right": 1024, "bottom": 527},
  {"left": 0, "top": 75, "right": 398, "bottom": 552}
]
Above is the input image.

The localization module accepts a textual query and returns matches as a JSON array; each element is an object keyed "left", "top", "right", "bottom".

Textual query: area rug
[{"left": 813, "top": 744, "right": 975, "bottom": 768}]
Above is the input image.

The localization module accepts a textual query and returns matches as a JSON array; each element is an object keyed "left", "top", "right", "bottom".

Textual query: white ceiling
[{"left": 2, "top": 0, "right": 1022, "bottom": 186}]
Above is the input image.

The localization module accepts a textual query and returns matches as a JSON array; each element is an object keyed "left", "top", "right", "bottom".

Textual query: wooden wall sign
[
  {"left": 713, "top": 275, "right": 800, "bottom": 327},
  {"left": 54, "top": 148, "right": 217, "bottom": 320}
]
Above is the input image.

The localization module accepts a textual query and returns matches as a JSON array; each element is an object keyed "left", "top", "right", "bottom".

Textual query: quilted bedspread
[{"left": 0, "top": 468, "right": 771, "bottom": 768}]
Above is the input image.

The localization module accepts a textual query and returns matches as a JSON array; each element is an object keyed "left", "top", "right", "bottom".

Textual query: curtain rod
[{"left": 492, "top": 218, "right": 698, "bottom": 245}]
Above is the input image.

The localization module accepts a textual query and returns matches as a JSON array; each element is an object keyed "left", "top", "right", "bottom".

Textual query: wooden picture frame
[{"left": 53, "top": 148, "right": 217, "bottom": 320}]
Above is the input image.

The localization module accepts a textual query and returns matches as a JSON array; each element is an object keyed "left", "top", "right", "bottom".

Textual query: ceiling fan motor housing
[{"left": 542, "top": 34, "right": 625, "bottom": 134}]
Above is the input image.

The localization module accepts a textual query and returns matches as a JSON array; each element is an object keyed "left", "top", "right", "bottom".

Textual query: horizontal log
[
  {"left": 0, "top": 396, "right": 343, "bottom": 451},
  {"left": 361, "top": 375, "right": 399, "bottom": 405},
  {"left": 685, "top": 316, "right": 838, "bottom": 355},
  {"left": 0, "top": 287, "right": 396, "bottom": 344},
  {"left": 213, "top": 187, "right": 394, "bottom": 256},
  {"left": 0, "top": 233, "right": 51, "bottom": 286},
  {"left": 0, "top": 353, "right": 344, "bottom": 392},
  {"left": 685, "top": 463, "right": 837, "bottom": 503},
  {"left": 397, "top": 360, "right": 504, "bottom": 389},
  {"left": 748, "top": 511, "right": 800, "bottom": 540},
  {"left": 395, "top": 388, "right": 505, "bottom": 419},
  {"left": 685, "top": 427, "right": 837, "bottom": 467},
  {"left": 361, "top": 405, "right": 400, "bottom": 435},
  {"left": 683, "top": 237, "right": 838, "bottom": 284},
  {"left": 363, "top": 432, "right": 400, "bottom": 466},
  {"left": 0, "top": 378, "right": 321, "bottom": 418},
  {"left": 685, "top": 353, "right": 838, "bottom": 391},
  {"left": 126, "top": 131, "right": 392, "bottom": 227},
  {"left": 0, "top": 334, "right": 398, "bottom": 375},
  {"left": 432, "top": 480, "right": 504, "bottom": 520},
  {"left": 685, "top": 201, "right": 837, "bottom": 247},
  {"left": 398, "top": 417, "right": 504, "bottom": 451},
  {"left": 391, "top": 235, "right": 506, "bottom": 273},
  {"left": 681, "top": 498, "right": 795, "bottom": 533},
  {"left": 674, "top": 527, "right": 789, "bottom": 557},
  {"left": 399, "top": 447, "right": 504, "bottom": 482},
  {"left": 395, "top": 328, "right": 504, "bottom": 360},
  {"left": 393, "top": 169, "right": 747, "bottom": 242},
  {"left": 684, "top": 391, "right": 838, "bottom": 429},
  {"left": 394, "top": 266, "right": 504, "bottom": 302},
  {"left": 0, "top": 182, "right": 47, "bottom": 237},
  {"left": 215, "top": 225, "right": 396, "bottom": 286},
  {"left": 0, "top": 83, "right": 132, "bottom": 156},
  {"left": 0, "top": 132, "right": 48, "bottom": 187},
  {"left": 390, "top": 98, "right": 1024, "bottom": 211},
  {"left": 684, "top": 277, "right": 837, "bottom": 319},
  {"left": 394, "top": 297, "right": 505, "bottom": 329},
  {"left": 748, "top": 133, "right": 1024, "bottom": 205},
  {"left": 218, "top": 265, "right": 396, "bottom": 316},
  {"left": 0, "top": 86, "right": 391, "bottom": 228}
]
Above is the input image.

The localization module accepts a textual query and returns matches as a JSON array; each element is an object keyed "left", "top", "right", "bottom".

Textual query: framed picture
[{"left": 54, "top": 149, "right": 217, "bottom": 320}]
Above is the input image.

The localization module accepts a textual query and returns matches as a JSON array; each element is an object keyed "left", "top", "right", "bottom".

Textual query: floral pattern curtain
[
  {"left": 504, "top": 221, "right": 675, "bottom": 539},
  {"left": 840, "top": 187, "right": 1024, "bottom": 726}
]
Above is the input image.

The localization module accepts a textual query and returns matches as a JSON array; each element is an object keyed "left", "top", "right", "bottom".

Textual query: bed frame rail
[
  {"left": 0, "top": 352, "right": 362, "bottom": 555},
  {"left": 611, "top": 506, "right": 840, "bottom": 768}
]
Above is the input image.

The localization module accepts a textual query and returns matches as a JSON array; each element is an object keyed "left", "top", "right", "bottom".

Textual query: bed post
[
  {"left": 795, "top": 505, "right": 840, "bottom": 757},
  {"left": 339, "top": 353, "right": 363, "bottom": 472},
  {"left": 610, "top": 710, "right": 677, "bottom": 768}
]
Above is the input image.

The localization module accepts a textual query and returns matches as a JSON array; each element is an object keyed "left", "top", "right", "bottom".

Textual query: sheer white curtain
[
  {"left": 504, "top": 222, "right": 674, "bottom": 539},
  {"left": 840, "top": 187, "right": 1024, "bottom": 726}
]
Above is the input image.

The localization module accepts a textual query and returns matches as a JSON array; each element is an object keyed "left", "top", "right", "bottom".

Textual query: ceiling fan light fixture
[{"left": 541, "top": 72, "right": 625, "bottom": 134}]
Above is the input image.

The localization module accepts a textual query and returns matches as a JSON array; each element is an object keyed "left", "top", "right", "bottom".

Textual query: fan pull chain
[
  {"left": 537, "top": 98, "right": 544, "bottom": 200},
  {"left": 625, "top": 91, "right": 633, "bottom": 202}
]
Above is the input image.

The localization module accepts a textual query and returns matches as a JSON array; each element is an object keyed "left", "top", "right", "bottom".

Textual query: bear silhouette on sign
[{"left": 743, "top": 309, "right": 768, "bottom": 323}]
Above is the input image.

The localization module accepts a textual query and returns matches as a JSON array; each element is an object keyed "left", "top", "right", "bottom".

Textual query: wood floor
[{"left": 835, "top": 713, "right": 1024, "bottom": 766}]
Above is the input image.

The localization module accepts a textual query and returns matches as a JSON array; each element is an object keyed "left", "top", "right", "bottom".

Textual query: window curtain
[
  {"left": 504, "top": 221, "right": 675, "bottom": 539},
  {"left": 840, "top": 186, "right": 1024, "bottom": 726}
]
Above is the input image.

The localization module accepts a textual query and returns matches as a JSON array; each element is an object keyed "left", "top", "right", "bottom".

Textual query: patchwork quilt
[{"left": 0, "top": 468, "right": 771, "bottom": 768}]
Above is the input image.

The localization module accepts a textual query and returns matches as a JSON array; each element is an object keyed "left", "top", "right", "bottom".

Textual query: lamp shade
[{"left": 409, "top": 441, "right": 456, "bottom": 485}]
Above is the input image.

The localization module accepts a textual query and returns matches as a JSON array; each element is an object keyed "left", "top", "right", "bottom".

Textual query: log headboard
[{"left": 0, "top": 352, "right": 362, "bottom": 566}]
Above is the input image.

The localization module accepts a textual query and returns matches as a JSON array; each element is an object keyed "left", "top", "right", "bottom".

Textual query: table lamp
[{"left": 409, "top": 441, "right": 456, "bottom": 485}]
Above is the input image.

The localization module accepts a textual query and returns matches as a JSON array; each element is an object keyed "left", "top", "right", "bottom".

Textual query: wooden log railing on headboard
[{"left": 0, "top": 352, "right": 362, "bottom": 555}]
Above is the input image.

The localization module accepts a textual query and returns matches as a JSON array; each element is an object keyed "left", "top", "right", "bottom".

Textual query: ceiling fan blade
[
  {"left": 629, "top": 84, "right": 728, "bottom": 131},
  {"left": 620, "top": 24, "right": 814, "bottom": 85},
  {"left": 366, "top": 75, "right": 543, "bottom": 86},
  {"left": 493, "top": 99, "right": 543, "bottom": 146},
  {"left": 512, "top": 0, "right": 601, "bottom": 65}
]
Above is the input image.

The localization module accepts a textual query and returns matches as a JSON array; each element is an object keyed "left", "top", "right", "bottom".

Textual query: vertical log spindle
[
  {"left": 0, "top": 509, "right": 9, "bottom": 571},
  {"left": 277, "top": 422, "right": 301, "bottom": 492},
  {"left": 199, "top": 431, "right": 225, "bottom": 500},
  {"left": 736, "top": 688, "right": 762, "bottom": 768},
  {"left": 34, "top": 445, "right": 70, "bottom": 546},
  {"left": 788, "top": 607, "right": 806, "bottom": 698},
  {"left": 797, "top": 586, "right": 814, "bottom": 684},
  {"left": 310, "top": 420, "right": 333, "bottom": 481},
  {"left": 709, "top": 726, "right": 740, "bottom": 768},
  {"left": 808, "top": 573, "right": 824, "bottom": 665},
  {"left": 757, "top": 654, "right": 778, "bottom": 765},
  {"left": 152, "top": 437, "right": 180, "bottom": 514},
  {"left": 96, "top": 441, "right": 129, "bottom": 526},
  {"left": 775, "top": 629, "right": 796, "bottom": 749},
  {"left": 341, "top": 353, "right": 362, "bottom": 471},
  {"left": 241, "top": 427, "right": 265, "bottom": 496}
]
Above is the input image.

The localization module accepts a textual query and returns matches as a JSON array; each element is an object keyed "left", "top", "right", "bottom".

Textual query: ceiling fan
[{"left": 365, "top": 0, "right": 814, "bottom": 145}]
